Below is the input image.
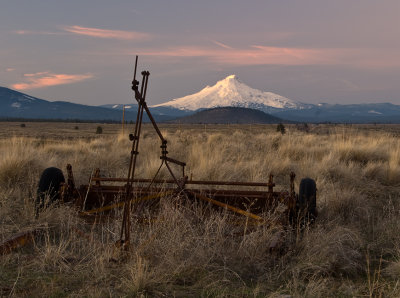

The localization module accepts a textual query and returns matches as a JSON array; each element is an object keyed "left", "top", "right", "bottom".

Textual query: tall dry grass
[{"left": 0, "top": 124, "right": 400, "bottom": 296}]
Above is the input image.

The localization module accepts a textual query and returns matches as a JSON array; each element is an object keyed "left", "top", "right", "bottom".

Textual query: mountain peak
[
  {"left": 218, "top": 74, "right": 240, "bottom": 87},
  {"left": 151, "top": 75, "right": 304, "bottom": 112},
  {"left": 225, "top": 74, "right": 237, "bottom": 80}
]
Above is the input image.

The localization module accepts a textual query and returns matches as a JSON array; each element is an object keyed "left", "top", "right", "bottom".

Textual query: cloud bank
[
  {"left": 63, "top": 26, "right": 150, "bottom": 40},
  {"left": 11, "top": 72, "right": 93, "bottom": 90},
  {"left": 139, "top": 45, "right": 400, "bottom": 68}
]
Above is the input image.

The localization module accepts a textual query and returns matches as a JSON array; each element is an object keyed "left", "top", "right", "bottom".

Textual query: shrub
[
  {"left": 276, "top": 123, "right": 286, "bottom": 135},
  {"left": 20, "top": 123, "right": 26, "bottom": 128},
  {"left": 74, "top": 126, "right": 79, "bottom": 130},
  {"left": 96, "top": 126, "right": 103, "bottom": 134}
]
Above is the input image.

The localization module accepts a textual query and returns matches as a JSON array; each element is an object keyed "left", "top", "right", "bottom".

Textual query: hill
[{"left": 171, "top": 107, "right": 285, "bottom": 124}]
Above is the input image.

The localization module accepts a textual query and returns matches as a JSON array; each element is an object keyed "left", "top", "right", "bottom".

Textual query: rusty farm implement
[{"left": 1, "top": 57, "right": 317, "bottom": 254}]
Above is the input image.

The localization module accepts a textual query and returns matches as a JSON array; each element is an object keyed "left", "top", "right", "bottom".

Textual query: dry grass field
[{"left": 1, "top": 121, "right": 400, "bottom": 297}]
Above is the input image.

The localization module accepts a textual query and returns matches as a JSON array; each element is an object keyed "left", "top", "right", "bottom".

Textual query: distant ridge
[
  {"left": 273, "top": 102, "right": 400, "bottom": 123},
  {"left": 0, "top": 87, "right": 172, "bottom": 122},
  {"left": 170, "top": 107, "right": 285, "bottom": 124},
  {"left": 2, "top": 85, "right": 400, "bottom": 124}
]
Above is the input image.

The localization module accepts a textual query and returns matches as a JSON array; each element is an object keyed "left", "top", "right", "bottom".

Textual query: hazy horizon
[{"left": 1, "top": 0, "right": 400, "bottom": 106}]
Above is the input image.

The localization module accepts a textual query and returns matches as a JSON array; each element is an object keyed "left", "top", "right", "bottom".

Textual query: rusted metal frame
[
  {"left": 130, "top": 61, "right": 185, "bottom": 186},
  {"left": 164, "top": 160, "right": 183, "bottom": 190},
  {"left": 142, "top": 100, "right": 166, "bottom": 143},
  {"left": 139, "top": 98, "right": 188, "bottom": 182},
  {"left": 91, "top": 177, "right": 275, "bottom": 187},
  {"left": 85, "top": 185, "right": 276, "bottom": 196},
  {"left": 125, "top": 71, "right": 170, "bottom": 239},
  {"left": 120, "top": 68, "right": 149, "bottom": 246},
  {"left": 129, "top": 72, "right": 148, "bottom": 179},
  {"left": 123, "top": 78, "right": 145, "bottom": 218},
  {"left": 134, "top": 159, "right": 178, "bottom": 221},
  {"left": 190, "top": 188, "right": 272, "bottom": 197},
  {"left": 121, "top": 93, "right": 146, "bottom": 244},
  {"left": 189, "top": 192, "right": 264, "bottom": 221},
  {"left": 131, "top": 69, "right": 165, "bottom": 145},
  {"left": 130, "top": 61, "right": 185, "bottom": 176},
  {"left": 144, "top": 159, "right": 165, "bottom": 191},
  {"left": 125, "top": 58, "right": 144, "bottom": 185},
  {"left": 160, "top": 156, "right": 186, "bottom": 168},
  {"left": 80, "top": 168, "right": 99, "bottom": 210},
  {"left": 267, "top": 174, "right": 276, "bottom": 204},
  {"left": 267, "top": 174, "right": 275, "bottom": 193},
  {"left": 159, "top": 140, "right": 186, "bottom": 174},
  {"left": 131, "top": 73, "right": 148, "bottom": 173},
  {"left": 127, "top": 57, "right": 185, "bottom": 188},
  {"left": 82, "top": 185, "right": 286, "bottom": 200},
  {"left": 79, "top": 191, "right": 174, "bottom": 215}
]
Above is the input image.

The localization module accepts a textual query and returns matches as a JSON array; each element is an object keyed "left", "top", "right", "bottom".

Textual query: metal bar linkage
[
  {"left": 120, "top": 57, "right": 147, "bottom": 247},
  {"left": 119, "top": 56, "right": 186, "bottom": 248}
]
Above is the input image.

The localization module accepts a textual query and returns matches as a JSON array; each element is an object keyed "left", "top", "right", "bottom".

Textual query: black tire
[
  {"left": 298, "top": 178, "right": 317, "bottom": 221},
  {"left": 35, "top": 167, "right": 65, "bottom": 216}
]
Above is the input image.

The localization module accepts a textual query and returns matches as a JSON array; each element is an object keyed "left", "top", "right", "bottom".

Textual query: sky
[{"left": 1, "top": 0, "right": 400, "bottom": 106}]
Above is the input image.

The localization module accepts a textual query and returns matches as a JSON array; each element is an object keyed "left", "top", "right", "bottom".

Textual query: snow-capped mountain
[{"left": 151, "top": 75, "right": 307, "bottom": 113}]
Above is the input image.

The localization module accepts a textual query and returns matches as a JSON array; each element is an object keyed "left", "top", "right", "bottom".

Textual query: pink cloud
[
  {"left": 63, "top": 26, "right": 150, "bottom": 40},
  {"left": 11, "top": 72, "right": 93, "bottom": 90},
  {"left": 15, "top": 30, "right": 61, "bottom": 36},
  {"left": 212, "top": 40, "right": 234, "bottom": 50},
  {"left": 139, "top": 45, "right": 332, "bottom": 65},
  {"left": 15, "top": 30, "right": 30, "bottom": 35},
  {"left": 139, "top": 45, "right": 400, "bottom": 68}
]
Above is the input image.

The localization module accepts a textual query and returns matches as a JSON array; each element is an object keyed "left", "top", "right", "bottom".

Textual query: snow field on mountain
[{"left": 152, "top": 75, "right": 305, "bottom": 112}]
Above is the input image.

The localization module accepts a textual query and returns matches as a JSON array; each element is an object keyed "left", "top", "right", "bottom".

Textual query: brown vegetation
[{"left": 0, "top": 122, "right": 400, "bottom": 296}]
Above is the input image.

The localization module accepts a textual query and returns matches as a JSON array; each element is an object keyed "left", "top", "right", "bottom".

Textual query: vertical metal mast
[
  {"left": 119, "top": 56, "right": 186, "bottom": 249},
  {"left": 119, "top": 56, "right": 149, "bottom": 248}
]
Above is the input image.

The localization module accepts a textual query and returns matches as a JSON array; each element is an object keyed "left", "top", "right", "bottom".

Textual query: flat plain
[{"left": 1, "top": 121, "right": 400, "bottom": 297}]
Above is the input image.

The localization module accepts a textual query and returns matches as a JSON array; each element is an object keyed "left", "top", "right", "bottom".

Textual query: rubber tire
[
  {"left": 35, "top": 167, "right": 65, "bottom": 216},
  {"left": 298, "top": 178, "right": 317, "bottom": 221}
]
